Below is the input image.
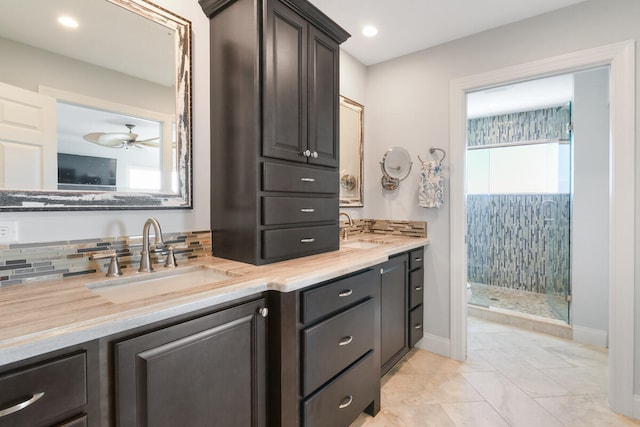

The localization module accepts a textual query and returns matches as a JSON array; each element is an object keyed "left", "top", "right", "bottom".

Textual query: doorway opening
[{"left": 465, "top": 74, "right": 574, "bottom": 324}]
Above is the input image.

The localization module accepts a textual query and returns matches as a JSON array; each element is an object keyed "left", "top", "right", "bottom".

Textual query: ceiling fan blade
[{"left": 83, "top": 132, "right": 125, "bottom": 148}]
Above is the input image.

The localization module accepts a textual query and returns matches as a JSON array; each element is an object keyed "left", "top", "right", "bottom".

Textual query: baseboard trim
[
  {"left": 572, "top": 325, "right": 608, "bottom": 347},
  {"left": 415, "top": 333, "right": 450, "bottom": 358},
  {"left": 633, "top": 394, "right": 640, "bottom": 420}
]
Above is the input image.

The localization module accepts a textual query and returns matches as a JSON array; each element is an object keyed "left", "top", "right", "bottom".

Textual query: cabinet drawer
[
  {"left": 263, "top": 162, "right": 338, "bottom": 194},
  {"left": 262, "top": 196, "right": 338, "bottom": 225},
  {"left": 262, "top": 225, "right": 338, "bottom": 260},
  {"left": 409, "top": 305, "right": 424, "bottom": 348},
  {"left": 0, "top": 353, "right": 86, "bottom": 427},
  {"left": 409, "top": 248, "right": 424, "bottom": 270},
  {"left": 303, "top": 351, "right": 376, "bottom": 427},
  {"left": 303, "top": 298, "right": 375, "bottom": 396},
  {"left": 302, "top": 269, "right": 375, "bottom": 324},
  {"left": 409, "top": 268, "right": 424, "bottom": 309},
  {"left": 55, "top": 414, "right": 88, "bottom": 427}
]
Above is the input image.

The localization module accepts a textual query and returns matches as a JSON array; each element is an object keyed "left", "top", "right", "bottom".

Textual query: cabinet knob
[
  {"left": 311, "top": 151, "right": 318, "bottom": 158},
  {"left": 338, "top": 289, "right": 353, "bottom": 297},
  {"left": 303, "top": 149, "right": 311, "bottom": 157},
  {"left": 0, "top": 392, "right": 45, "bottom": 417},
  {"left": 338, "top": 395, "right": 353, "bottom": 409},
  {"left": 258, "top": 307, "right": 269, "bottom": 318},
  {"left": 338, "top": 336, "right": 353, "bottom": 346}
]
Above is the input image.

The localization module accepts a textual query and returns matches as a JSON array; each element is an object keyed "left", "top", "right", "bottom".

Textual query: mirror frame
[
  {"left": 0, "top": 0, "right": 192, "bottom": 211},
  {"left": 339, "top": 96, "right": 364, "bottom": 208}
]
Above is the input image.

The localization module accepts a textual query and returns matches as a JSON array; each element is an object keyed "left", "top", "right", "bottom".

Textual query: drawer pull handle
[
  {"left": 414, "top": 323, "right": 423, "bottom": 329},
  {"left": 300, "top": 177, "right": 316, "bottom": 182},
  {"left": 0, "top": 392, "right": 44, "bottom": 417},
  {"left": 300, "top": 238, "right": 316, "bottom": 243},
  {"left": 338, "top": 289, "right": 353, "bottom": 297},
  {"left": 339, "top": 395, "right": 353, "bottom": 409},
  {"left": 415, "top": 286, "right": 423, "bottom": 291},
  {"left": 415, "top": 257, "right": 422, "bottom": 262},
  {"left": 338, "top": 336, "right": 353, "bottom": 346},
  {"left": 300, "top": 208, "right": 315, "bottom": 213}
]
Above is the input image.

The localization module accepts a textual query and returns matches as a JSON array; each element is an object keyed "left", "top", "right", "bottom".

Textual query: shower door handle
[{"left": 542, "top": 199, "right": 558, "bottom": 224}]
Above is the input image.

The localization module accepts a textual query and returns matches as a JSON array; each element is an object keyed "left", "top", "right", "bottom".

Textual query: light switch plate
[{"left": 0, "top": 221, "right": 18, "bottom": 243}]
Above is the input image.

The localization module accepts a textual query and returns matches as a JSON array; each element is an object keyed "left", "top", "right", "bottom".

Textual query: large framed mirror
[
  {"left": 339, "top": 96, "right": 364, "bottom": 207},
  {"left": 0, "top": 0, "right": 192, "bottom": 210}
]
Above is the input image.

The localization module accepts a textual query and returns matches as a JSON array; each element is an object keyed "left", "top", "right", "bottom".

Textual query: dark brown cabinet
[
  {"left": 379, "top": 254, "right": 409, "bottom": 375},
  {"left": 0, "top": 343, "right": 97, "bottom": 427},
  {"left": 200, "top": 0, "right": 349, "bottom": 265},
  {"left": 408, "top": 248, "right": 425, "bottom": 348},
  {"left": 379, "top": 247, "right": 426, "bottom": 375},
  {"left": 263, "top": 0, "right": 340, "bottom": 167},
  {"left": 299, "top": 269, "right": 380, "bottom": 426},
  {"left": 114, "top": 299, "right": 268, "bottom": 427}
]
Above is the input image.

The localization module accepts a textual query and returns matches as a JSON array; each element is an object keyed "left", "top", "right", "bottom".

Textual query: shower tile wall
[
  {"left": 467, "top": 105, "right": 570, "bottom": 147},
  {"left": 467, "top": 194, "right": 569, "bottom": 295},
  {"left": 466, "top": 105, "right": 571, "bottom": 297}
]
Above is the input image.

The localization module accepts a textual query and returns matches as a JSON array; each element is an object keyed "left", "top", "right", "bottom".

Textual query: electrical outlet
[{"left": 0, "top": 221, "right": 18, "bottom": 243}]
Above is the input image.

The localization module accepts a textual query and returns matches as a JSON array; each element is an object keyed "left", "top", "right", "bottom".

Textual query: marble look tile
[
  {"left": 462, "top": 371, "right": 564, "bottom": 427},
  {"left": 382, "top": 372, "right": 483, "bottom": 407},
  {"left": 490, "top": 358, "right": 571, "bottom": 398},
  {"left": 539, "top": 365, "right": 609, "bottom": 395},
  {"left": 536, "top": 394, "right": 640, "bottom": 426},
  {"left": 441, "top": 402, "right": 510, "bottom": 427},
  {"left": 545, "top": 343, "right": 608, "bottom": 367},
  {"left": 352, "top": 403, "right": 455, "bottom": 427},
  {"left": 403, "top": 349, "right": 495, "bottom": 374}
]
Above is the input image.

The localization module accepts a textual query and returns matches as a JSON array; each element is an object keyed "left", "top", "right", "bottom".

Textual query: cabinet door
[
  {"left": 263, "top": 0, "right": 308, "bottom": 163},
  {"left": 379, "top": 254, "right": 409, "bottom": 375},
  {"left": 115, "top": 299, "right": 267, "bottom": 427},
  {"left": 307, "top": 25, "right": 339, "bottom": 167}
]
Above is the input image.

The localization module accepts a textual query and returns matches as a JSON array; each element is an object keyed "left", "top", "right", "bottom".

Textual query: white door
[{"left": 0, "top": 82, "right": 57, "bottom": 190}]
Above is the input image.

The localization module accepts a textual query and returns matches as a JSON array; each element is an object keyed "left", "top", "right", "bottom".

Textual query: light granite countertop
[{"left": 0, "top": 234, "right": 428, "bottom": 366}]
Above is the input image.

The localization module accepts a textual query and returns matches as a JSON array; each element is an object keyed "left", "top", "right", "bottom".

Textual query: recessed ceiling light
[
  {"left": 58, "top": 15, "right": 79, "bottom": 29},
  {"left": 362, "top": 25, "right": 378, "bottom": 38}
]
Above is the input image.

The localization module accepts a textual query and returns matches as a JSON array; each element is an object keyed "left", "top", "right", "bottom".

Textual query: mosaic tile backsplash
[
  {"left": 0, "top": 219, "right": 426, "bottom": 287},
  {"left": 0, "top": 231, "right": 212, "bottom": 286},
  {"left": 467, "top": 194, "right": 570, "bottom": 297},
  {"left": 467, "top": 105, "right": 571, "bottom": 147}
]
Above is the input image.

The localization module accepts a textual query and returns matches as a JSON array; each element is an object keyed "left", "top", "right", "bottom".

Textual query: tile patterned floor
[
  {"left": 468, "top": 282, "right": 564, "bottom": 321},
  {"left": 351, "top": 316, "right": 640, "bottom": 427}
]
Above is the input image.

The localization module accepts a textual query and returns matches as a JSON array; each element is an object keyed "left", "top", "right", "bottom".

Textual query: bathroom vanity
[{"left": 0, "top": 235, "right": 427, "bottom": 426}]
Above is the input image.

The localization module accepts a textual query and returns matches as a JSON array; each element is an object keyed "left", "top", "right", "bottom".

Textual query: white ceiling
[{"left": 310, "top": 0, "right": 590, "bottom": 66}]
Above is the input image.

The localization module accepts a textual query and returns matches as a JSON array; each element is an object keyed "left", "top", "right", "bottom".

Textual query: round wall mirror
[{"left": 380, "top": 147, "right": 412, "bottom": 190}]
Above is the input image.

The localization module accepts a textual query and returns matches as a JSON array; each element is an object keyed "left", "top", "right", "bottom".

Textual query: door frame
[{"left": 449, "top": 40, "right": 636, "bottom": 416}]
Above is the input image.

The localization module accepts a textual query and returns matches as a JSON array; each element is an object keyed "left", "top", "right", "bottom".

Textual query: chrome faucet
[
  {"left": 138, "top": 217, "right": 166, "bottom": 273},
  {"left": 339, "top": 212, "right": 354, "bottom": 240}
]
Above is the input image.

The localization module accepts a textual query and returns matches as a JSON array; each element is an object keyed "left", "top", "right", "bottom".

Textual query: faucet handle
[
  {"left": 90, "top": 250, "right": 123, "bottom": 277},
  {"left": 164, "top": 246, "right": 178, "bottom": 268}
]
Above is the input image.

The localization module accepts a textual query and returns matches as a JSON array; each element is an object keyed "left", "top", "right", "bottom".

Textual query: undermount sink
[
  {"left": 340, "top": 240, "right": 386, "bottom": 249},
  {"left": 86, "top": 265, "right": 237, "bottom": 304}
]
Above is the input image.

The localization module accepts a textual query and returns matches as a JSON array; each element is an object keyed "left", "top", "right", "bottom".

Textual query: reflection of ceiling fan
[{"left": 83, "top": 124, "right": 159, "bottom": 149}]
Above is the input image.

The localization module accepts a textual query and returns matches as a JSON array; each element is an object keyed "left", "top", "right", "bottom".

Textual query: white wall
[
  {"left": 571, "top": 68, "right": 610, "bottom": 346},
  {"left": 348, "top": 0, "right": 640, "bottom": 387},
  {"left": 0, "top": 1, "right": 210, "bottom": 241}
]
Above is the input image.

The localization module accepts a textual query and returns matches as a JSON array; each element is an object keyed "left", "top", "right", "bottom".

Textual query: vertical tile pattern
[
  {"left": 0, "top": 231, "right": 212, "bottom": 286},
  {"left": 467, "top": 194, "right": 569, "bottom": 296},
  {"left": 467, "top": 105, "right": 571, "bottom": 147}
]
